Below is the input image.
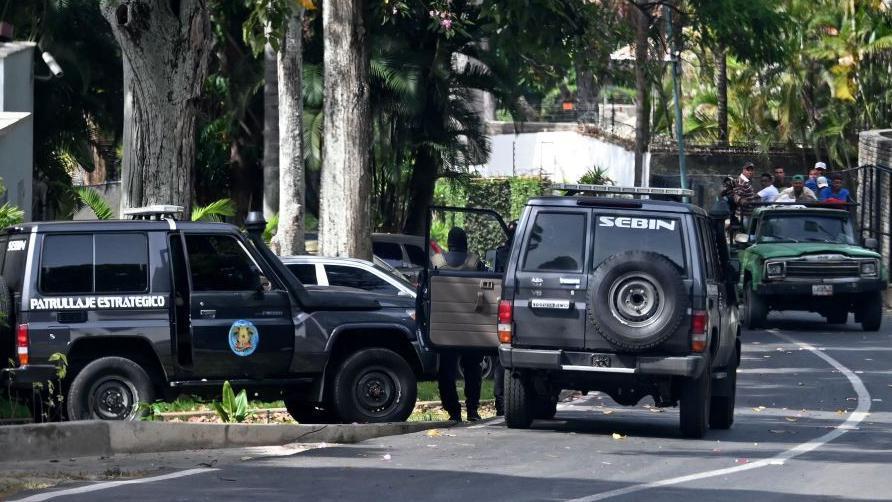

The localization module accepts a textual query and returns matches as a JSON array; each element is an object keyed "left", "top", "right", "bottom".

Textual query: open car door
[{"left": 419, "top": 206, "right": 510, "bottom": 350}]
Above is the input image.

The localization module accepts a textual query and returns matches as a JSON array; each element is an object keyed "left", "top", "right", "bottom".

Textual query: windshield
[
  {"left": 372, "top": 256, "right": 414, "bottom": 288},
  {"left": 757, "top": 214, "right": 855, "bottom": 245}
]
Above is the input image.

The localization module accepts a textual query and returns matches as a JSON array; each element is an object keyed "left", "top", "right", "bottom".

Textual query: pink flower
[{"left": 441, "top": 18, "right": 452, "bottom": 29}]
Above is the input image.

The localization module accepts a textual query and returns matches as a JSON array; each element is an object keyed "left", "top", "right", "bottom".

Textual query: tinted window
[
  {"left": 287, "top": 263, "right": 318, "bottom": 285},
  {"left": 373, "top": 241, "right": 403, "bottom": 261},
  {"left": 593, "top": 215, "right": 686, "bottom": 272},
  {"left": 41, "top": 235, "right": 93, "bottom": 293},
  {"left": 326, "top": 265, "right": 398, "bottom": 295},
  {"left": 95, "top": 234, "right": 148, "bottom": 292},
  {"left": 522, "top": 212, "right": 586, "bottom": 272},
  {"left": 405, "top": 244, "right": 426, "bottom": 266},
  {"left": 185, "top": 234, "right": 261, "bottom": 291},
  {"left": 2, "top": 237, "right": 29, "bottom": 292}
]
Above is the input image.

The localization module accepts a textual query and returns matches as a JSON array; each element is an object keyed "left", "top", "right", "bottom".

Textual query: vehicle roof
[
  {"left": 280, "top": 255, "right": 375, "bottom": 266},
  {"left": 753, "top": 206, "right": 850, "bottom": 217},
  {"left": 526, "top": 196, "right": 707, "bottom": 216},
  {"left": 1, "top": 219, "right": 240, "bottom": 234}
]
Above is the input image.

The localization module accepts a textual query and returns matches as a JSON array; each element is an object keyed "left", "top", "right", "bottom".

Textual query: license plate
[
  {"left": 812, "top": 285, "right": 833, "bottom": 296},
  {"left": 530, "top": 299, "right": 571, "bottom": 309}
]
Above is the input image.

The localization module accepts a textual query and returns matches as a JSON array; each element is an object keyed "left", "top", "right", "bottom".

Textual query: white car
[{"left": 279, "top": 255, "right": 416, "bottom": 297}]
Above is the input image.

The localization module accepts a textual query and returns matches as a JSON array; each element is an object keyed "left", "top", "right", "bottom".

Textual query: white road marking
[
  {"left": 565, "top": 331, "right": 872, "bottom": 502},
  {"left": 11, "top": 468, "right": 218, "bottom": 502}
]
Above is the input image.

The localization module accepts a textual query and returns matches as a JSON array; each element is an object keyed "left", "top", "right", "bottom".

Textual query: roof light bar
[
  {"left": 122, "top": 205, "right": 185, "bottom": 221},
  {"left": 552, "top": 183, "right": 694, "bottom": 198}
]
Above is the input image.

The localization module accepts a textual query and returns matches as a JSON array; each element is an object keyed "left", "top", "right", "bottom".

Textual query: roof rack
[
  {"left": 551, "top": 183, "right": 694, "bottom": 199},
  {"left": 122, "top": 205, "right": 184, "bottom": 221}
]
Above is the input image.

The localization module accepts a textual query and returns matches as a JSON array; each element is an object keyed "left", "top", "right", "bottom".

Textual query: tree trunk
[
  {"left": 715, "top": 44, "right": 728, "bottom": 144},
  {"left": 403, "top": 146, "right": 438, "bottom": 236},
  {"left": 319, "top": 0, "right": 372, "bottom": 259},
  {"left": 263, "top": 35, "right": 280, "bottom": 220},
  {"left": 273, "top": 8, "right": 305, "bottom": 256},
  {"left": 575, "top": 41, "right": 598, "bottom": 121},
  {"left": 633, "top": 6, "right": 650, "bottom": 187},
  {"left": 100, "top": 0, "right": 211, "bottom": 215}
]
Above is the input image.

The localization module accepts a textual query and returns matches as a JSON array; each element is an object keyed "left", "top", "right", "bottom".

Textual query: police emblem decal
[{"left": 229, "top": 320, "right": 259, "bottom": 356}]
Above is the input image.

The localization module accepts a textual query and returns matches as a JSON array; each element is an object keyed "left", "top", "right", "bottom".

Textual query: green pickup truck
[{"left": 736, "top": 205, "right": 886, "bottom": 330}]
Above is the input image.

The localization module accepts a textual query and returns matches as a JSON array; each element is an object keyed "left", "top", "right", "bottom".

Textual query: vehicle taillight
[
  {"left": 16, "top": 323, "right": 29, "bottom": 366},
  {"left": 691, "top": 311, "right": 707, "bottom": 353},
  {"left": 498, "top": 300, "right": 512, "bottom": 343}
]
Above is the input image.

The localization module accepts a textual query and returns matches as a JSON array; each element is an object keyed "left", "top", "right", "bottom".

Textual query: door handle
[
  {"left": 560, "top": 277, "right": 581, "bottom": 286},
  {"left": 200, "top": 309, "right": 216, "bottom": 319}
]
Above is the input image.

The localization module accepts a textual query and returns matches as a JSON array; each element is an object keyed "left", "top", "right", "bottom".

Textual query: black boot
[{"left": 466, "top": 409, "right": 482, "bottom": 421}]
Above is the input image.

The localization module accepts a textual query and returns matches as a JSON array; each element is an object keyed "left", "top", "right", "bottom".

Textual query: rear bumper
[
  {"left": 1, "top": 365, "right": 59, "bottom": 389},
  {"left": 499, "top": 346, "right": 706, "bottom": 378},
  {"left": 756, "top": 279, "right": 886, "bottom": 296}
]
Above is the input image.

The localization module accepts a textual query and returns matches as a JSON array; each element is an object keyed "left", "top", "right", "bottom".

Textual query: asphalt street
[{"left": 15, "top": 312, "right": 892, "bottom": 501}]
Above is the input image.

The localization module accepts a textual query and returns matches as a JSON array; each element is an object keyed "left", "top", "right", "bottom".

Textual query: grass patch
[
  {"left": 417, "top": 379, "right": 495, "bottom": 402},
  {"left": 147, "top": 395, "right": 285, "bottom": 415}
]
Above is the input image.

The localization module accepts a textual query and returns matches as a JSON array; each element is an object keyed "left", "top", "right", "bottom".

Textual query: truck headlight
[
  {"left": 860, "top": 261, "right": 878, "bottom": 277},
  {"left": 766, "top": 261, "right": 785, "bottom": 277}
]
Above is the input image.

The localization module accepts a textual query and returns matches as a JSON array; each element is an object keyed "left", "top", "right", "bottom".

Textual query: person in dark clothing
[{"left": 435, "top": 227, "right": 485, "bottom": 421}]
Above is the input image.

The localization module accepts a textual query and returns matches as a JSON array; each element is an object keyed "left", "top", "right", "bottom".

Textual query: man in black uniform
[{"left": 434, "top": 227, "right": 485, "bottom": 421}]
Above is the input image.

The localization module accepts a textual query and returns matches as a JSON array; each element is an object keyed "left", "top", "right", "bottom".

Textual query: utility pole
[{"left": 666, "top": 5, "right": 688, "bottom": 202}]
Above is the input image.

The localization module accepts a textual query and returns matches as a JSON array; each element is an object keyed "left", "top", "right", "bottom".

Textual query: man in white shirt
[{"left": 757, "top": 172, "right": 779, "bottom": 202}]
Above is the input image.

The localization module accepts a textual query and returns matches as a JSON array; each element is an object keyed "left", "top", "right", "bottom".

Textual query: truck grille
[{"left": 785, "top": 260, "right": 860, "bottom": 278}]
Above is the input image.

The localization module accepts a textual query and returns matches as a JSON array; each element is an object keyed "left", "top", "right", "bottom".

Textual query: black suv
[
  {"left": 0, "top": 208, "right": 434, "bottom": 423},
  {"left": 420, "top": 186, "right": 740, "bottom": 438}
]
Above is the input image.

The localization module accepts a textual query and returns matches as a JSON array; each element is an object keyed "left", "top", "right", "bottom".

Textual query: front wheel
[
  {"left": 861, "top": 292, "right": 883, "bottom": 332},
  {"left": 826, "top": 310, "right": 848, "bottom": 325},
  {"left": 679, "top": 370, "right": 711, "bottom": 438},
  {"left": 66, "top": 357, "right": 155, "bottom": 421},
  {"left": 744, "top": 284, "right": 766, "bottom": 329},
  {"left": 331, "top": 348, "right": 417, "bottom": 423}
]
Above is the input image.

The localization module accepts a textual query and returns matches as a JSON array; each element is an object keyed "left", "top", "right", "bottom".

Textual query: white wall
[
  {"left": 0, "top": 42, "right": 35, "bottom": 113},
  {"left": 0, "top": 113, "right": 33, "bottom": 219},
  {"left": 475, "top": 129, "right": 648, "bottom": 186}
]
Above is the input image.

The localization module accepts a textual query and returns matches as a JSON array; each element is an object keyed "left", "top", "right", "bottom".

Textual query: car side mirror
[
  {"left": 734, "top": 233, "right": 750, "bottom": 245},
  {"left": 865, "top": 237, "right": 878, "bottom": 250}
]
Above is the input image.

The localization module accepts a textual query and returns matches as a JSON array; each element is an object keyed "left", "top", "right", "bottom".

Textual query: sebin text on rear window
[{"left": 593, "top": 215, "right": 686, "bottom": 272}]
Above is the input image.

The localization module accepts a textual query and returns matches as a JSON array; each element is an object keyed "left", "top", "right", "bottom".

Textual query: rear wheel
[
  {"left": 284, "top": 397, "right": 337, "bottom": 424},
  {"left": 709, "top": 349, "right": 738, "bottom": 430},
  {"left": 331, "top": 348, "right": 417, "bottom": 423},
  {"left": 532, "top": 392, "right": 559, "bottom": 420},
  {"left": 504, "top": 372, "right": 535, "bottom": 429},
  {"left": 680, "top": 370, "right": 711, "bottom": 438},
  {"left": 66, "top": 357, "right": 155, "bottom": 421},
  {"left": 861, "top": 292, "right": 883, "bottom": 332},
  {"left": 744, "top": 284, "right": 766, "bottom": 329}
]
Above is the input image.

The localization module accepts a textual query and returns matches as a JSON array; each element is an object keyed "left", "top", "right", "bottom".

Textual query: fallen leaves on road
[
  {"left": 612, "top": 433, "right": 626, "bottom": 440},
  {"left": 735, "top": 458, "right": 750, "bottom": 464},
  {"left": 602, "top": 410, "right": 614, "bottom": 415},
  {"left": 426, "top": 429, "right": 442, "bottom": 437},
  {"left": 784, "top": 416, "right": 799, "bottom": 422},
  {"left": 836, "top": 409, "right": 847, "bottom": 415},
  {"left": 382, "top": 454, "right": 392, "bottom": 461},
  {"left": 752, "top": 406, "right": 767, "bottom": 412}
]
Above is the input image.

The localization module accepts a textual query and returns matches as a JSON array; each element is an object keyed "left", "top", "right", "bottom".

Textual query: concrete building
[{"left": 0, "top": 41, "right": 35, "bottom": 220}]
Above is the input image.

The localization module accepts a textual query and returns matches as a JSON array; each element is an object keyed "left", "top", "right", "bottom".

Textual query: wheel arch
[{"left": 66, "top": 336, "right": 168, "bottom": 393}]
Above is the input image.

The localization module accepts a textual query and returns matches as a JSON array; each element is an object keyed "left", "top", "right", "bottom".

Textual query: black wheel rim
[
  {"left": 88, "top": 376, "right": 137, "bottom": 420},
  {"left": 352, "top": 365, "right": 401, "bottom": 418}
]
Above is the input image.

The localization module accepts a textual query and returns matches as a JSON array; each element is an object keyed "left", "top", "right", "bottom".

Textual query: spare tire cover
[{"left": 587, "top": 250, "right": 689, "bottom": 351}]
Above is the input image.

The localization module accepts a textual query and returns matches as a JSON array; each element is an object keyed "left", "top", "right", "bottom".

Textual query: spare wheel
[{"left": 588, "top": 250, "right": 689, "bottom": 351}]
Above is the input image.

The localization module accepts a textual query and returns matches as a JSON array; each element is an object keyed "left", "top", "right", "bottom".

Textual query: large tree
[
  {"left": 100, "top": 0, "right": 212, "bottom": 214},
  {"left": 319, "top": 0, "right": 372, "bottom": 258}
]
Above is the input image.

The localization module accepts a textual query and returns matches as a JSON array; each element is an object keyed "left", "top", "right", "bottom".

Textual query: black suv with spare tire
[
  {"left": 420, "top": 185, "right": 741, "bottom": 438},
  {"left": 0, "top": 207, "right": 434, "bottom": 424}
]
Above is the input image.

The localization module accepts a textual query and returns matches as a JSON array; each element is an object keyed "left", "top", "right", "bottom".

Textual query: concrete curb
[{"left": 0, "top": 420, "right": 452, "bottom": 462}]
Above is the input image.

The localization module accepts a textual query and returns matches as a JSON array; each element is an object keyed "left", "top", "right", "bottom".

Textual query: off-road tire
[
  {"left": 331, "top": 348, "right": 417, "bottom": 423},
  {"left": 66, "top": 357, "right": 155, "bottom": 421},
  {"left": 826, "top": 309, "right": 848, "bottom": 325},
  {"left": 588, "top": 251, "right": 688, "bottom": 351},
  {"left": 504, "top": 372, "right": 535, "bottom": 428},
  {"left": 680, "top": 370, "right": 711, "bottom": 438},
  {"left": 709, "top": 349, "right": 738, "bottom": 430},
  {"left": 861, "top": 292, "right": 883, "bottom": 332},
  {"left": 284, "top": 397, "right": 337, "bottom": 424},
  {"left": 744, "top": 283, "right": 767, "bottom": 329}
]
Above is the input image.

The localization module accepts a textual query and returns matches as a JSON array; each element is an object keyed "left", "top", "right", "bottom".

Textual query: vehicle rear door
[
  {"left": 421, "top": 207, "right": 509, "bottom": 350},
  {"left": 696, "top": 216, "right": 726, "bottom": 360},
  {"left": 511, "top": 209, "right": 590, "bottom": 349},
  {"left": 180, "top": 232, "right": 294, "bottom": 378}
]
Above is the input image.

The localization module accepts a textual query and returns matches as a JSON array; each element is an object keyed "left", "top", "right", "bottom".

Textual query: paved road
[{"left": 16, "top": 313, "right": 892, "bottom": 501}]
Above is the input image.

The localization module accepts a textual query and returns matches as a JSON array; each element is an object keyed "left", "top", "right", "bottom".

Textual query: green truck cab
[{"left": 736, "top": 205, "right": 886, "bottom": 331}]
